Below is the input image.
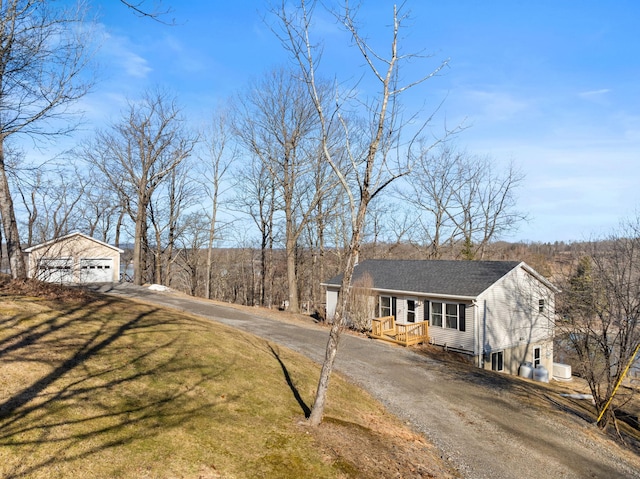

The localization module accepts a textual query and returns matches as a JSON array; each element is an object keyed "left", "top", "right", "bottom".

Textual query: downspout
[
  {"left": 482, "top": 300, "right": 487, "bottom": 369},
  {"left": 473, "top": 299, "right": 479, "bottom": 366}
]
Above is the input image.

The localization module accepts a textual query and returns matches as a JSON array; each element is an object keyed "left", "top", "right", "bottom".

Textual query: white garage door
[
  {"left": 80, "top": 258, "right": 113, "bottom": 283},
  {"left": 37, "top": 258, "right": 74, "bottom": 283}
]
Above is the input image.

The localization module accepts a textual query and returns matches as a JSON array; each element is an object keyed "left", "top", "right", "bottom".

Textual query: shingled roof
[{"left": 324, "top": 259, "right": 524, "bottom": 298}]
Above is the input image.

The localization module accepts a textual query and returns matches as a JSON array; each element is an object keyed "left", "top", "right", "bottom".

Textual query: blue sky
[{"left": 81, "top": 0, "right": 640, "bottom": 243}]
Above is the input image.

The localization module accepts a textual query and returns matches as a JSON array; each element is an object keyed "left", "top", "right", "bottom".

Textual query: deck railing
[
  {"left": 396, "top": 322, "right": 428, "bottom": 346},
  {"left": 371, "top": 315, "right": 396, "bottom": 337},
  {"left": 369, "top": 315, "right": 428, "bottom": 346}
]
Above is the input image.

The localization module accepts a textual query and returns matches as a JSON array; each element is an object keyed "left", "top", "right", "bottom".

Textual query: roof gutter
[{"left": 321, "top": 282, "right": 477, "bottom": 302}]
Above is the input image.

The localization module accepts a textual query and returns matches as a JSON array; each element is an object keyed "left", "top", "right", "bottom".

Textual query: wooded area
[{"left": 0, "top": 0, "right": 638, "bottom": 431}]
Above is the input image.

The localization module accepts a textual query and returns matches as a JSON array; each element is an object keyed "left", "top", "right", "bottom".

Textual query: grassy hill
[{"left": 0, "top": 279, "right": 455, "bottom": 479}]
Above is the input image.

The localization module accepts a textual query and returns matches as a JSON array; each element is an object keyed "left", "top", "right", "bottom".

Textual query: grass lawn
[{"left": 0, "top": 280, "right": 453, "bottom": 479}]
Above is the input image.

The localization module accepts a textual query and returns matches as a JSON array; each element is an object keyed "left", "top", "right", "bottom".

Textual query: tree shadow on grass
[
  {"left": 0, "top": 292, "right": 233, "bottom": 478},
  {"left": 267, "top": 344, "right": 311, "bottom": 418}
]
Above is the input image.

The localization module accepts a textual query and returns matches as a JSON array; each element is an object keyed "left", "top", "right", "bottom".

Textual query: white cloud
[
  {"left": 96, "top": 24, "right": 152, "bottom": 79},
  {"left": 461, "top": 89, "right": 531, "bottom": 122},
  {"left": 578, "top": 88, "right": 611, "bottom": 98}
]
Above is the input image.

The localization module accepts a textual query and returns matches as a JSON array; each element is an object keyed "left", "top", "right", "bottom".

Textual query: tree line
[
  {"left": 0, "top": 2, "right": 525, "bottom": 315},
  {"left": 0, "top": 0, "right": 638, "bottom": 431}
]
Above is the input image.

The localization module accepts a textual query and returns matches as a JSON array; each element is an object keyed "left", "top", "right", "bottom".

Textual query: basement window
[{"left": 491, "top": 351, "right": 504, "bottom": 372}]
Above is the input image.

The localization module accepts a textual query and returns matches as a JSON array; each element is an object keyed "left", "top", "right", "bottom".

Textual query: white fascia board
[
  {"left": 24, "top": 231, "right": 124, "bottom": 254},
  {"left": 320, "top": 282, "right": 477, "bottom": 301},
  {"left": 362, "top": 286, "right": 476, "bottom": 302},
  {"left": 519, "top": 262, "right": 562, "bottom": 293}
]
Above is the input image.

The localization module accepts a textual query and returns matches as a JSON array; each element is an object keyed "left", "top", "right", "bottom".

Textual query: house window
[
  {"left": 379, "top": 296, "right": 392, "bottom": 317},
  {"left": 430, "top": 301, "right": 465, "bottom": 331},
  {"left": 431, "top": 302, "right": 443, "bottom": 327},
  {"left": 491, "top": 351, "right": 504, "bottom": 372},
  {"left": 406, "top": 299, "right": 416, "bottom": 323},
  {"left": 538, "top": 299, "right": 545, "bottom": 313},
  {"left": 533, "top": 347, "right": 541, "bottom": 368},
  {"left": 445, "top": 303, "right": 458, "bottom": 329}
]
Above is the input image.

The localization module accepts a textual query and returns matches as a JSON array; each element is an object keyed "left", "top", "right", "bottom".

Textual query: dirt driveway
[{"left": 95, "top": 284, "right": 640, "bottom": 479}]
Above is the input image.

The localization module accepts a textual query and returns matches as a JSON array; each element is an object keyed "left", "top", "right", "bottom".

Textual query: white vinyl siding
[
  {"left": 428, "top": 302, "right": 474, "bottom": 352},
  {"left": 478, "top": 267, "right": 555, "bottom": 374},
  {"left": 478, "top": 267, "right": 554, "bottom": 353}
]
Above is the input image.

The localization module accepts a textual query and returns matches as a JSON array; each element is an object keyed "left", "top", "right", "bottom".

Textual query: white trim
[
  {"left": 24, "top": 231, "right": 124, "bottom": 254},
  {"left": 520, "top": 261, "right": 561, "bottom": 293},
  {"left": 321, "top": 284, "right": 478, "bottom": 302}
]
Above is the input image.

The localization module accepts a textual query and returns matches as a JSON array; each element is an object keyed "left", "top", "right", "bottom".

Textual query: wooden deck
[{"left": 369, "top": 316, "right": 428, "bottom": 346}]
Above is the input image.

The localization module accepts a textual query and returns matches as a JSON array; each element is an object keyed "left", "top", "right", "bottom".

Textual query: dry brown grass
[{"left": 0, "top": 279, "right": 456, "bottom": 479}]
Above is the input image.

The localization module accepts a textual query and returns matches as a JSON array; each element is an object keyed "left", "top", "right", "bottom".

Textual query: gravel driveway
[{"left": 94, "top": 283, "right": 640, "bottom": 479}]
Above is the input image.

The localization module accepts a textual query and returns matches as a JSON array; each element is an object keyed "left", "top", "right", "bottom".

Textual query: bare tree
[
  {"left": 345, "top": 271, "right": 375, "bottom": 331},
  {"left": 274, "top": 1, "right": 450, "bottom": 425},
  {"left": 232, "top": 156, "right": 277, "bottom": 307},
  {"left": 558, "top": 217, "right": 640, "bottom": 430},
  {"left": 301, "top": 162, "right": 346, "bottom": 314},
  {"left": 172, "top": 211, "right": 209, "bottom": 296},
  {"left": 233, "top": 67, "right": 337, "bottom": 313},
  {"left": 0, "top": 0, "right": 93, "bottom": 278},
  {"left": 8, "top": 153, "right": 93, "bottom": 246},
  {"left": 119, "top": 0, "right": 175, "bottom": 24},
  {"left": 75, "top": 178, "right": 121, "bottom": 243},
  {"left": 399, "top": 144, "right": 526, "bottom": 259},
  {"left": 199, "top": 110, "right": 234, "bottom": 299},
  {"left": 82, "top": 90, "right": 196, "bottom": 285},
  {"left": 148, "top": 160, "right": 198, "bottom": 285}
]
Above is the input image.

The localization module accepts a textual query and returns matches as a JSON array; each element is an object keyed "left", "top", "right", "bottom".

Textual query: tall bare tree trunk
[
  {"left": 133, "top": 197, "right": 147, "bottom": 285},
  {"left": 205, "top": 172, "right": 220, "bottom": 300},
  {"left": 275, "top": 0, "right": 450, "bottom": 426},
  {"left": 205, "top": 216, "right": 215, "bottom": 300},
  {"left": 286, "top": 233, "right": 299, "bottom": 312},
  {"left": 0, "top": 142, "right": 26, "bottom": 279},
  {"left": 308, "top": 204, "right": 366, "bottom": 425}
]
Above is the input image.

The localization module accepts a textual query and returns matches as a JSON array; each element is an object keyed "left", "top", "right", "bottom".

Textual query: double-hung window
[
  {"left": 430, "top": 301, "right": 466, "bottom": 331},
  {"left": 445, "top": 303, "right": 458, "bottom": 329},
  {"left": 379, "top": 296, "right": 392, "bottom": 317},
  {"left": 431, "top": 302, "right": 443, "bottom": 327},
  {"left": 406, "top": 299, "right": 416, "bottom": 323}
]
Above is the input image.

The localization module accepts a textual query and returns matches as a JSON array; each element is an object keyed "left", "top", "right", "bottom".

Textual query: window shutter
[
  {"left": 459, "top": 304, "right": 466, "bottom": 331},
  {"left": 392, "top": 297, "right": 397, "bottom": 318},
  {"left": 424, "top": 300, "right": 430, "bottom": 323}
]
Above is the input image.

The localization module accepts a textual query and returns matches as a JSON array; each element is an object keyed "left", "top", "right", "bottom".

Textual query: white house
[
  {"left": 323, "top": 259, "right": 560, "bottom": 376},
  {"left": 24, "top": 232, "right": 124, "bottom": 284}
]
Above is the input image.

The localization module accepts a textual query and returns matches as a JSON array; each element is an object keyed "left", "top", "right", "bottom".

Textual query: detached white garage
[{"left": 24, "top": 232, "right": 124, "bottom": 284}]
